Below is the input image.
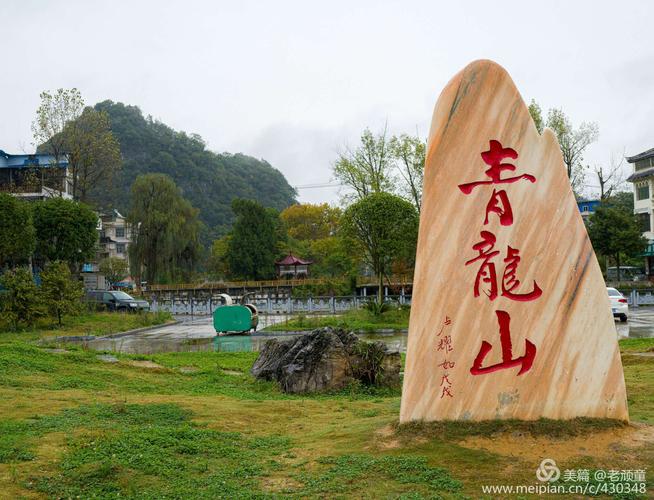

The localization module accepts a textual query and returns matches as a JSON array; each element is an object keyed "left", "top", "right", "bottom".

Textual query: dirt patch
[
  {"left": 179, "top": 366, "right": 199, "bottom": 374},
  {"left": 260, "top": 475, "right": 303, "bottom": 492},
  {"left": 374, "top": 424, "right": 401, "bottom": 449},
  {"left": 458, "top": 423, "right": 654, "bottom": 462},
  {"left": 222, "top": 369, "right": 243, "bottom": 376},
  {"left": 125, "top": 360, "right": 165, "bottom": 370}
]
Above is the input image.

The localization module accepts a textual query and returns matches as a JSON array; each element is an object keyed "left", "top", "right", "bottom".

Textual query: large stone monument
[{"left": 400, "top": 60, "right": 629, "bottom": 422}]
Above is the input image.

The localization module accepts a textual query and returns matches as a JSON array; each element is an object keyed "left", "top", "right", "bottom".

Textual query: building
[
  {"left": 98, "top": 210, "right": 131, "bottom": 262},
  {"left": 0, "top": 149, "right": 72, "bottom": 200},
  {"left": 275, "top": 254, "right": 313, "bottom": 279},
  {"left": 626, "top": 147, "right": 654, "bottom": 277},
  {"left": 82, "top": 210, "right": 132, "bottom": 290},
  {"left": 577, "top": 199, "right": 600, "bottom": 219}
]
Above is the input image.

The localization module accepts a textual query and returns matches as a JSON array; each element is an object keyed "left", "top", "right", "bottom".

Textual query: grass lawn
[
  {"left": 0, "top": 310, "right": 174, "bottom": 343},
  {"left": 0, "top": 323, "right": 651, "bottom": 497},
  {"left": 264, "top": 307, "right": 411, "bottom": 332}
]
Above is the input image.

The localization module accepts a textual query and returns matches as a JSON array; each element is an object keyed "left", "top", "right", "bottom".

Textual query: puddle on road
[
  {"left": 57, "top": 312, "right": 653, "bottom": 355},
  {"left": 61, "top": 330, "right": 409, "bottom": 355}
]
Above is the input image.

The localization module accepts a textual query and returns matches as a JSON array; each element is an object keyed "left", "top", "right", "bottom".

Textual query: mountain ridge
[{"left": 90, "top": 100, "right": 297, "bottom": 240}]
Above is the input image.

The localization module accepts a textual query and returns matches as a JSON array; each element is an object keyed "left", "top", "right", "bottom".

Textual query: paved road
[
  {"left": 68, "top": 307, "right": 654, "bottom": 354},
  {"left": 616, "top": 307, "right": 654, "bottom": 338}
]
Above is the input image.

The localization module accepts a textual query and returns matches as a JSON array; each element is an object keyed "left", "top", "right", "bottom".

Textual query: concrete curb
[{"left": 98, "top": 320, "right": 181, "bottom": 340}]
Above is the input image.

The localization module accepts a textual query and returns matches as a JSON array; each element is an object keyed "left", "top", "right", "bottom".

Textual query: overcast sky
[{"left": 1, "top": 0, "right": 652, "bottom": 204}]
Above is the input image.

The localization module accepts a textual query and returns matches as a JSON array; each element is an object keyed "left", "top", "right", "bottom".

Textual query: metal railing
[
  {"left": 151, "top": 294, "right": 412, "bottom": 315},
  {"left": 146, "top": 274, "right": 414, "bottom": 292},
  {"left": 618, "top": 288, "right": 654, "bottom": 307}
]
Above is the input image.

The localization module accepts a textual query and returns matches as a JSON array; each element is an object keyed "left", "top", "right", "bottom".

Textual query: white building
[
  {"left": 626, "top": 147, "right": 654, "bottom": 275},
  {"left": 82, "top": 210, "right": 132, "bottom": 290},
  {"left": 99, "top": 210, "right": 131, "bottom": 262}
]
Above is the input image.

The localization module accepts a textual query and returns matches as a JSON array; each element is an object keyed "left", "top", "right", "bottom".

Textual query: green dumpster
[{"left": 213, "top": 305, "right": 252, "bottom": 334}]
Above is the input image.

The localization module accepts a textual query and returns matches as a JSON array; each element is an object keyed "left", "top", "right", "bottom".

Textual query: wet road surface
[{"left": 60, "top": 307, "right": 654, "bottom": 355}]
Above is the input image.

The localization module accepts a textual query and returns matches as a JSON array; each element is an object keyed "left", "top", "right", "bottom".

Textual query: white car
[{"left": 607, "top": 287, "right": 628, "bottom": 322}]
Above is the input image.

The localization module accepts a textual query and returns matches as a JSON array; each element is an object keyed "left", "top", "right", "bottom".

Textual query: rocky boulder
[{"left": 251, "top": 327, "right": 401, "bottom": 393}]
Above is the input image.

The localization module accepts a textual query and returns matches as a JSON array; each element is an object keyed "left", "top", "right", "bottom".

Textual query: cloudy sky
[{"left": 1, "top": 0, "right": 652, "bottom": 203}]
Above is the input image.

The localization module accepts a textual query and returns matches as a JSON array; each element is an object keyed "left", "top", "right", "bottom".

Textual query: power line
[{"left": 294, "top": 182, "right": 344, "bottom": 190}]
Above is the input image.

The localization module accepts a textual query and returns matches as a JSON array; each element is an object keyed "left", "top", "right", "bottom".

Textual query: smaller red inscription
[
  {"left": 437, "top": 335, "right": 453, "bottom": 353},
  {"left": 440, "top": 386, "right": 454, "bottom": 399},
  {"left": 438, "top": 359, "right": 455, "bottom": 370}
]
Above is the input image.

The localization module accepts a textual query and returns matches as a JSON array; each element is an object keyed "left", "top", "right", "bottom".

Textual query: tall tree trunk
[{"left": 378, "top": 271, "right": 383, "bottom": 304}]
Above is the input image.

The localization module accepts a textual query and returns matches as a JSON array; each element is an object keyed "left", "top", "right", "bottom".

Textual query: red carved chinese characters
[
  {"left": 465, "top": 232, "right": 542, "bottom": 302},
  {"left": 502, "top": 247, "right": 542, "bottom": 301},
  {"left": 465, "top": 231, "right": 500, "bottom": 300},
  {"left": 485, "top": 189, "right": 513, "bottom": 226},
  {"left": 469, "top": 310, "right": 536, "bottom": 376},
  {"left": 459, "top": 140, "right": 536, "bottom": 227},
  {"left": 458, "top": 140, "right": 541, "bottom": 377},
  {"left": 458, "top": 140, "right": 535, "bottom": 194}
]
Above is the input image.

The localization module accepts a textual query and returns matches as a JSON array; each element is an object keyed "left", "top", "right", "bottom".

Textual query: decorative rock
[
  {"left": 400, "top": 59, "right": 629, "bottom": 422},
  {"left": 251, "top": 327, "right": 401, "bottom": 393}
]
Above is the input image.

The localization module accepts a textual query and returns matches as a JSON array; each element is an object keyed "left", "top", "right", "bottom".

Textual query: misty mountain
[{"left": 91, "top": 100, "right": 297, "bottom": 239}]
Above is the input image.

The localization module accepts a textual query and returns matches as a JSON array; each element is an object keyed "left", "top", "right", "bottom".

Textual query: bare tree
[{"left": 595, "top": 151, "right": 626, "bottom": 200}]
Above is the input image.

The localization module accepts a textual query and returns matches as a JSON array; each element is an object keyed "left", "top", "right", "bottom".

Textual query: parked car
[
  {"left": 607, "top": 287, "right": 628, "bottom": 322},
  {"left": 86, "top": 290, "right": 150, "bottom": 312}
]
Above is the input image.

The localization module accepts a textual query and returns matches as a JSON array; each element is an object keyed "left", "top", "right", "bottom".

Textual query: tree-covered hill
[{"left": 90, "top": 100, "right": 297, "bottom": 239}]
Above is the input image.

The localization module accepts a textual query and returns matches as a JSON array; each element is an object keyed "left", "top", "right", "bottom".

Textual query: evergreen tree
[
  {"left": 588, "top": 203, "right": 647, "bottom": 281},
  {"left": 0, "top": 194, "right": 36, "bottom": 268},
  {"left": 32, "top": 198, "right": 98, "bottom": 266},
  {"left": 0, "top": 268, "right": 42, "bottom": 330},
  {"left": 342, "top": 193, "right": 419, "bottom": 303},
  {"left": 40, "top": 261, "right": 83, "bottom": 326},
  {"left": 227, "top": 199, "right": 280, "bottom": 280}
]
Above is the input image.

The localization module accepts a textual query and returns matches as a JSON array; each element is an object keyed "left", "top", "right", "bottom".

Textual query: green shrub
[
  {"left": 362, "top": 299, "right": 392, "bottom": 316},
  {"left": 0, "top": 267, "right": 43, "bottom": 330},
  {"left": 40, "top": 261, "right": 83, "bottom": 326}
]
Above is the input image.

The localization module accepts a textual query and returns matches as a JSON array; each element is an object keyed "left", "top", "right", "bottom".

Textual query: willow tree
[
  {"left": 342, "top": 192, "right": 419, "bottom": 304},
  {"left": 128, "top": 174, "right": 201, "bottom": 284}
]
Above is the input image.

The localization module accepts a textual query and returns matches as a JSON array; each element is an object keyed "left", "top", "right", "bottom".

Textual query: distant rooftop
[
  {"left": 626, "top": 147, "right": 654, "bottom": 163},
  {"left": 275, "top": 254, "right": 313, "bottom": 266},
  {"left": 0, "top": 149, "right": 68, "bottom": 169},
  {"left": 627, "top": 168, "right": 654, "bottom": 183}
]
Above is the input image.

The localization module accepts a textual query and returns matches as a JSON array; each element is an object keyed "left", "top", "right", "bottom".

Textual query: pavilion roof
[{"left": 275, "top": 253, "right": 313, "bottom": 266}]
